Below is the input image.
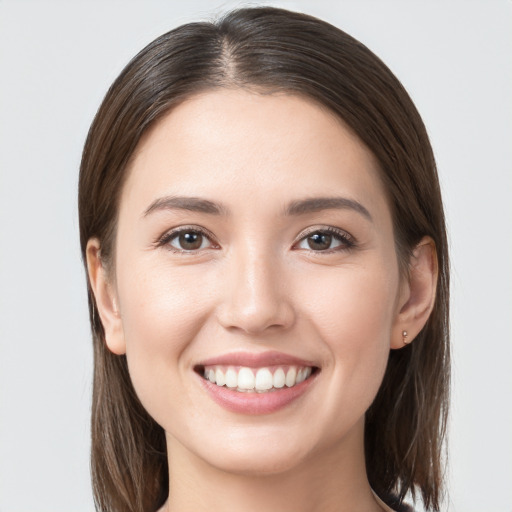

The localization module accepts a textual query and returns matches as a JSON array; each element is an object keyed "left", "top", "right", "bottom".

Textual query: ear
[
  {"left": 86, "top": 238, "right": 126, "bottom": 355},
  {"left": 390, "top": 236, "right": 438, "bottom": 349}
]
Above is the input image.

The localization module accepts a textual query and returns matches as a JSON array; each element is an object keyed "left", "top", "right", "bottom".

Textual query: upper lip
[{"left": 196, "top": 350, "right": 318, "bottom": 368}]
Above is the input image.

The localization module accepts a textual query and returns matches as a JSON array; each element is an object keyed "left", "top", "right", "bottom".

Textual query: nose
[{"left": 216, "top": 247, "right": 295, "bottom": 336}]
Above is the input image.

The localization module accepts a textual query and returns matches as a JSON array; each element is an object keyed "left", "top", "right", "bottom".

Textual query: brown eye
[
  {"left": 167, "top": 229, "right": 213, "bottom": 252},
  {"left": 296, "top": 228, "right": 354, "bottom": 253},
  {"left": 307, "top": 232, "right": 333, "bottom": 251}
]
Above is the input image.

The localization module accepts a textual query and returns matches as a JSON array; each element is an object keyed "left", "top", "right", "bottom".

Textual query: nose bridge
[{"left": 217, "top": 240, "right": 294, "bottom": 335}]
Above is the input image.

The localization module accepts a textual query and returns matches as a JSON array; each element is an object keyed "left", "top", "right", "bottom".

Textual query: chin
[
  {"left": 205, "top": 446, "right": 309, "bottom": 476},
  {"left": 182, "top": 425, "right": 316, "bottom": 477}
]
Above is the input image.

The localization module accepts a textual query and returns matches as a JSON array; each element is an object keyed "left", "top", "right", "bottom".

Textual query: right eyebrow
[{"left": 142, "top": 196, "right": 229, "bottom": 217}]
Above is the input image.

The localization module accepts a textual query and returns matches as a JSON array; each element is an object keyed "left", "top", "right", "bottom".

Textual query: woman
[{"left": 79, "top": 6, "right": 449, "bottom": 512}]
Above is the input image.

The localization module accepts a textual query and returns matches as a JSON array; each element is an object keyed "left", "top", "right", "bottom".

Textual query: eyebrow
[
  {"left": 284, "top": 196, "right": 372, "bottom": 221},
  {"left": 143, "top": 195, "right": 372, "bottom": 221},
  {"left": 143, "top": 196, "right": 229, "bottom": 217}
]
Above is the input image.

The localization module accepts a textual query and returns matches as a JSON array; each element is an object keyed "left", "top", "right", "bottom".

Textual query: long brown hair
[{"left": 79, "top": 6, "right": 449, "bottom": 512}]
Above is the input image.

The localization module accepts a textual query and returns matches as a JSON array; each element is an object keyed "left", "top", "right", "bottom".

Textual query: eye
[
  {"left": 295, "top": 227, "right": 355, "bottom": 252},
  {"left": 158, "top": 227, "right": 217, "bottom": 253}
]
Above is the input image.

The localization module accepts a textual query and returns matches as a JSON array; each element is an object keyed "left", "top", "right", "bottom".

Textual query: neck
[{"left": 163, "top": 420, "right": 385, "bottom": 512}]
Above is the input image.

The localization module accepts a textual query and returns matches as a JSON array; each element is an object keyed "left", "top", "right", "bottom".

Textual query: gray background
[{"left": 0, "top": 1, "right": 511, "bottom": 511}]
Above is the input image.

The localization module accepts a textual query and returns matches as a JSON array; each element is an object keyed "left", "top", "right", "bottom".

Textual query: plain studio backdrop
[{"left": 0, "top": 1, "right": 510, "bottom": 511}]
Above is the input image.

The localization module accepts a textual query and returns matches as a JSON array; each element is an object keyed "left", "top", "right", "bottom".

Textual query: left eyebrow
[{"left": 284, "top": 196, "right": 372, "bottom": 222}]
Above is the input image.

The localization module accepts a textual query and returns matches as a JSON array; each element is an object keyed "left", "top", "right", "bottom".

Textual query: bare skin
[{"left": 87, "top": 89, "right": 437, "bottom": 512}]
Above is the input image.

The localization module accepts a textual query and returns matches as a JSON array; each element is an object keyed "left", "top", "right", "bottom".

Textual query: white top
[{"left": 371, "top": 489, "right": 397, "bottom": 512}]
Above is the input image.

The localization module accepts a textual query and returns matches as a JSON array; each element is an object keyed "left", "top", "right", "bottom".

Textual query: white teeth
[
  {"left": 273, "top": 368, "right": 285, "bottom": 388},
  {"left": 225, "top": 368, "right": 238, "bottom": 388},
  {"left": 237, "top": 367, "right": 255, "bottom": 390},
  {"left": 298, "top": 367, "right": 312, "bottom": 382},
  {"left": 202, "top": 364, "right": 314, "bottom": 392},
  {"left": 255, "top": 368, "right": 273, "bottom": 391},
  {"left": 215, "top": 368, "right": 225, "bottom": 387},
  {"left": 285, "top": 367, "right": 297, "bottom": 387}
]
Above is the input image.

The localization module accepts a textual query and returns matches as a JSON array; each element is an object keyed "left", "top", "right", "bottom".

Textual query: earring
[{"left": 402, "top": 330, "right": 410, "bottom": 345}]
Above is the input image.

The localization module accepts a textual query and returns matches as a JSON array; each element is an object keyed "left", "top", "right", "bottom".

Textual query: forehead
[{"left": 121, "top": 89, "right": 389, "bottom": 220}]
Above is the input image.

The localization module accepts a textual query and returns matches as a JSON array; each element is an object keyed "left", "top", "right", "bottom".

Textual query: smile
[
  {"left": 201, "top": 365, "right": 314, "bottom": 393},
  {"left": 194, "top": 352, "right": 320, "bottom": 414}
]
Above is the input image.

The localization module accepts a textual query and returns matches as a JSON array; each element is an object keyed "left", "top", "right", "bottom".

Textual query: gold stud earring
[{"left": 402, "top": 330, "right": 410, "bottom": 344}]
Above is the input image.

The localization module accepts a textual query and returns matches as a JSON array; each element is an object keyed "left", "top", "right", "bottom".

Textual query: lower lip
[{"left": 197, "top": 372, "right": 317, "bottom": 415}]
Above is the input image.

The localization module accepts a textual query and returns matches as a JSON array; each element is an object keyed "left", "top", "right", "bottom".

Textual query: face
[{"left": 103, "top": 89, "right": 407, "bottom": 475}]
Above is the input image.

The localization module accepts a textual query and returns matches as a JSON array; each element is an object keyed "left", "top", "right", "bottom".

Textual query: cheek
[
  {"left": 119, "top": 259, "right": 217, "bottom": 342},
  {"left": 299, "top": 263, "right": 398, "bottom": 412},
  {"left": 300, "top": 261, "right": 398, "bottom": 345},
  {"left": 115, "top": 262, "right": 216, "bottom": 416}
]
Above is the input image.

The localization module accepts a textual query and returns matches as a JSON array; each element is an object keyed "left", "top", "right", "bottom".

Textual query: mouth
[
  {"left": 195, "top": 364, "right": 319, "bottom": 393},
  {"left": 192, "top": 351, "right": 320, "bottom": 414},
  {"left": 194, "top": 351, "right": 320, "bottom": 414}
]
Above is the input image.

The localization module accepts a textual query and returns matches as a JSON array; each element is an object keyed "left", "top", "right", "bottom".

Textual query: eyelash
[
  {"left": 155, "top": 226, "right": 218, "bottom": 254},
  {"left": 296, "top": 226, "right": 355, "bottom": 253},
  {"left": 155, "top": 225, "right": 356, "bottom": 255}
]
